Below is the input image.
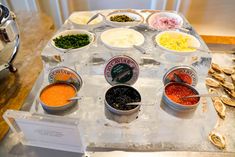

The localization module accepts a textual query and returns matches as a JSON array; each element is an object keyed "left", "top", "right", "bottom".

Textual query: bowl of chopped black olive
[
  {"left": 105, "top": 9, "right": 144, "bottom": 27},
  {"left": 51, "top": 29, "right": 95, "bottom": 52}
]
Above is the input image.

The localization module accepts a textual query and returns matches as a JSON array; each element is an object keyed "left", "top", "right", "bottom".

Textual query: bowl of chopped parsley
[{"left": 51, "top": 29, "right": 95, "bottom": 52}]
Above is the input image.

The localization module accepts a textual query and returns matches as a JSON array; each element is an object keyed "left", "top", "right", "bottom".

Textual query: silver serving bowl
[
  {"left": 162, "top": 82, "right": 200, "bottom": 111},
  {"left": 104, "top": 84, "right": 141, "bottom": 123},
  {"left": 39, "top": 83, "right": 78, "bottom": 113}
]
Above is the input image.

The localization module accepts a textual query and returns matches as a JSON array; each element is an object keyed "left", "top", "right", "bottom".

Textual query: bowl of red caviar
[{"left": 163, "top": 82, "right": 200, "bottom": 111}]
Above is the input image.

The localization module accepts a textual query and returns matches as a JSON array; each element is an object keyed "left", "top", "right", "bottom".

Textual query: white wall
[{"left": 1, "top": 0, "right": 235, "bottom": 36}]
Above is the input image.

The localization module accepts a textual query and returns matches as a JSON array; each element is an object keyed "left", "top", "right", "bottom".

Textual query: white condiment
[
  {"left": 69, "top": 12, "right": 102, "bottom": 25},
  {"left": 100, "top": 28, "right": 145, "bottom": 49}
]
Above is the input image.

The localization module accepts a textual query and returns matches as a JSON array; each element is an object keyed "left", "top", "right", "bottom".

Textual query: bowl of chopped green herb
[
  {"left": 51, "top": 29, "right": 95, "bottom": 52},
  {"left": 105, "top": 9, "right": 144, "bottom": 27}
]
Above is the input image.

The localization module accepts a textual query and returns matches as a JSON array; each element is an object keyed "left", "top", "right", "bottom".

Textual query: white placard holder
[{"left": 3, "top": 110, "right": 85, "bottom": 153}]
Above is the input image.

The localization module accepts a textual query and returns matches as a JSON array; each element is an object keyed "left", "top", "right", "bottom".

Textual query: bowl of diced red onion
[{"left": 147, "top": 12, "right": 183, "bottom": 31}]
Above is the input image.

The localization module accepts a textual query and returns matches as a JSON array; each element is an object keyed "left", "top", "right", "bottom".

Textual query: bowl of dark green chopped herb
[
  {"left": 51, "top": 29, "right": 95, "bottom": 52},
  {"left": 105, "top": 9, "right": 144, "bottom": 27}
]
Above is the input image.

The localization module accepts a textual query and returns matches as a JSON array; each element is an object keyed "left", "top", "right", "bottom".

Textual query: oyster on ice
[
  {"left": 211, "top": 63, "right": 222, "bottom": 73},
  {"left": 231, "top": 74, "right": 235, "bottom": 84},
  {"left": 222, "top": 67, "right": 234, "bottom": 75},
  {"left": 220, "top": 95, "right": 235, "bottom": 107},
  {"left": 208, "top": 131, "right": 226, "bottom": 149},
  {"left": 221, "top": 81, "right": 234, "bottom": 90},
  {"left": 205, "top": 78, "right": 220, "bottom": 88},
  {"left": 211, "top": 73, "right": 225, "bottom": 82},
  {"left": 208, "top": 68, "right": 215, "bottom": 74},
  {"left": 209, "top": 88, "right": 220, "bottom": 102},
  {"left": 213, "top": 99, "right": 226, "bottom": 119},
  {"left": 224, "top": 88, "right": 235, "bottom": 98}
]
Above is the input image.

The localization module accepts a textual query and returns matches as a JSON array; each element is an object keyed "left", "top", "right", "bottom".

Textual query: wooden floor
[{"left": 0, "top": 12, "right": 55, "bottom": 141}]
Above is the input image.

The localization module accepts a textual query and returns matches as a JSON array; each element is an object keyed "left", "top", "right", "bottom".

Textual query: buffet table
[{"left": 0, "top": 10, "right": 235, "bottom": 157}]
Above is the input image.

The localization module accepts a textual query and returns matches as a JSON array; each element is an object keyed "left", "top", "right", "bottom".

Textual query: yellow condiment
[{"left": 156, "top": 33, "right": 195, "bottom": 52}]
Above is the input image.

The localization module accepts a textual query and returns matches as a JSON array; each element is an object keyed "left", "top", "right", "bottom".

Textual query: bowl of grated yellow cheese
[
  {"left": 155, "top": 31, "right": 201, "bottom": 55},
  {"left": 68, "top": 12, "right": 104, "bottom": 29}
]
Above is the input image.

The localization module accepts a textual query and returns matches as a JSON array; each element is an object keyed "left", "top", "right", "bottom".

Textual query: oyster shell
[
  {"left": 221, "top": 81, "right": 234, "bottom": 90},
  {"left": 208, "top": 131, "right": 226, "bottom": 149},
  {"left": 213, "top": 99, "right": 226, "bottom": 119},
  {"left": 211, "top": 63, "right": 222, "bottom": 73},
  {"left": 208, "top": 68, "right": 215, "bottom": 74},
  {"left": 220, "top": 95, "right": 235, "bottom": 107},
  {"left": 211, "top": 73, "right": 225, "bottom": 82},
  {"left": 208, "top": 88, "right": 220, "bottom": 102},
  {"left": 205, "top": 78, "right": 220, "bottom": 88},
  {"left": 222, "top": 67, "right": 234, "bottom": 75},
  {"left": 224, "top": 88, "right": 235, "bottom": 98},
  {"left": 232, "top": 74, "right": 235, "bottom": 84}
]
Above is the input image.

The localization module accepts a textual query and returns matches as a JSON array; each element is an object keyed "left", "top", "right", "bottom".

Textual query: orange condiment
[{"left": 40, "top": 83, "right": 76, "bottom": 107}]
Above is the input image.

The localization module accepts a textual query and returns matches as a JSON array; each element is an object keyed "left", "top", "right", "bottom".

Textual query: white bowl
[
  {"left": 51, "top": 29, "right": 95, "bottom": 52},
  {"left": 100, "top": 28, "right": 145, "bottom": 50},
  {"left": 68, "top": 12, "right": 104, "bottom": 29},
  {"left": 105, "top": 9, "right": 144, "bottom": 27},
  {"left": 155, "top": 31, "right": 201, "bottom": 55},
  {"left": 147, "top": 12, "right": 183, "bottom": 30}
]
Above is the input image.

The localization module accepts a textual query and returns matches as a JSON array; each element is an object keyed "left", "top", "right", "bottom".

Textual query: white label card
[{"left": 15, "top": 118, "right": 84, "bottom": 153}]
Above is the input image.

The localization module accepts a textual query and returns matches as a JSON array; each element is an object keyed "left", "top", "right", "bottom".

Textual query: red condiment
[
  {"left": 165, "top": 83, "right": 199, "bottom": 105},
  {"left": 167, "top": 71, "right": 192, "bottom": 85}
]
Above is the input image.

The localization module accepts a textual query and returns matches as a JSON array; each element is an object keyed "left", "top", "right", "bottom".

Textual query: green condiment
[
  {"left": 53, "top": 34, "right": 90, "bottom": 49},
  {"left": 110, "top": 15, "right": 134, "bottom": 22}
]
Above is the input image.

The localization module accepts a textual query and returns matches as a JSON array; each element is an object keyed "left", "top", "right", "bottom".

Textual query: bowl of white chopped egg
[{"left": 68, "top": 12, "right": 104, "bottom": 29}]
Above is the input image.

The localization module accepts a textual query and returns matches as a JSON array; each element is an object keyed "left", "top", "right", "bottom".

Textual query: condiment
[
  {"left": 105, "top": 85, "right": 141, "bottom": 111},
  {"left": 101, "top": 28, "right": 144, "bottom": 48},
  {"left": 163, "top": 65, "right": 198, "bottom": 86},
  {"left": 48, "top": 66, "right": 83, "bottom": 91},
  {"left": 167, "top": 72, "right": 192, "bottom": 84},
  {"left": 70, "top": 14, "right": 102, "bottom": 25},
  {"left": 40, "top": 83, "right": 76, "bottom": 107},
  {"left": 110, "top": 15, "right": 134, "bottom": 22},
  {"left": 156, "top": 32, "right": 195, "bottom": 52},
  {"left": 165, "top": 83, "right": 199, "bottom": 105},
  {"left": 149, "top": 16, "right": 180, "bottom": 30},
  {"left": 53, "top": 34, "right": 90, "bottom": 49}
]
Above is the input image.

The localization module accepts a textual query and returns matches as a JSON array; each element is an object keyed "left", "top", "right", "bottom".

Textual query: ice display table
[{"left": 2, "top": 10, "right": 235, "bottom": 156}]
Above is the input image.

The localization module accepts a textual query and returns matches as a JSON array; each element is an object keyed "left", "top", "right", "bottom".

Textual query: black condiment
[{"left": 105, "top": 85, "right": 141, "bottom": 110}]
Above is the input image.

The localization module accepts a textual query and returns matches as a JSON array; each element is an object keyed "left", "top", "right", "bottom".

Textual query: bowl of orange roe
[
  {"left": 163, "top": 82, "right": 200, "bottom": 111},
  {"left": 39, "top": 83, "right": 77, "bottom": 113}
]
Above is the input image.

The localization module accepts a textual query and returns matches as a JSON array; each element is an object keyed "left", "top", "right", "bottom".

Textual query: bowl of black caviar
[
  {"left": 51, "top": 29, "right": 95, "bottom": 52},
  {"left": 105, "top": 84, "right": 141, "bottom": 123}
]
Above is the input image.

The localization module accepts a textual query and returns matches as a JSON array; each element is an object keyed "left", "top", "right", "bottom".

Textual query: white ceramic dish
[
  {"left": 100, "top": 28, "right": 145, "bottom": 50},
  {"left": 147, "top": 12, "right": 183, "bottom": 30},
  {"left": 51, "top": 29, "right": 95, "bottom": 52},
  {"left": 68, "top": 12, "right": 104, "bottom": 29},
  {"left": 155, "top": 31, "right": 201, "bottom": 55},
  {"left": 105, "top": 9, "right": 144, "bottom": 27}
]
